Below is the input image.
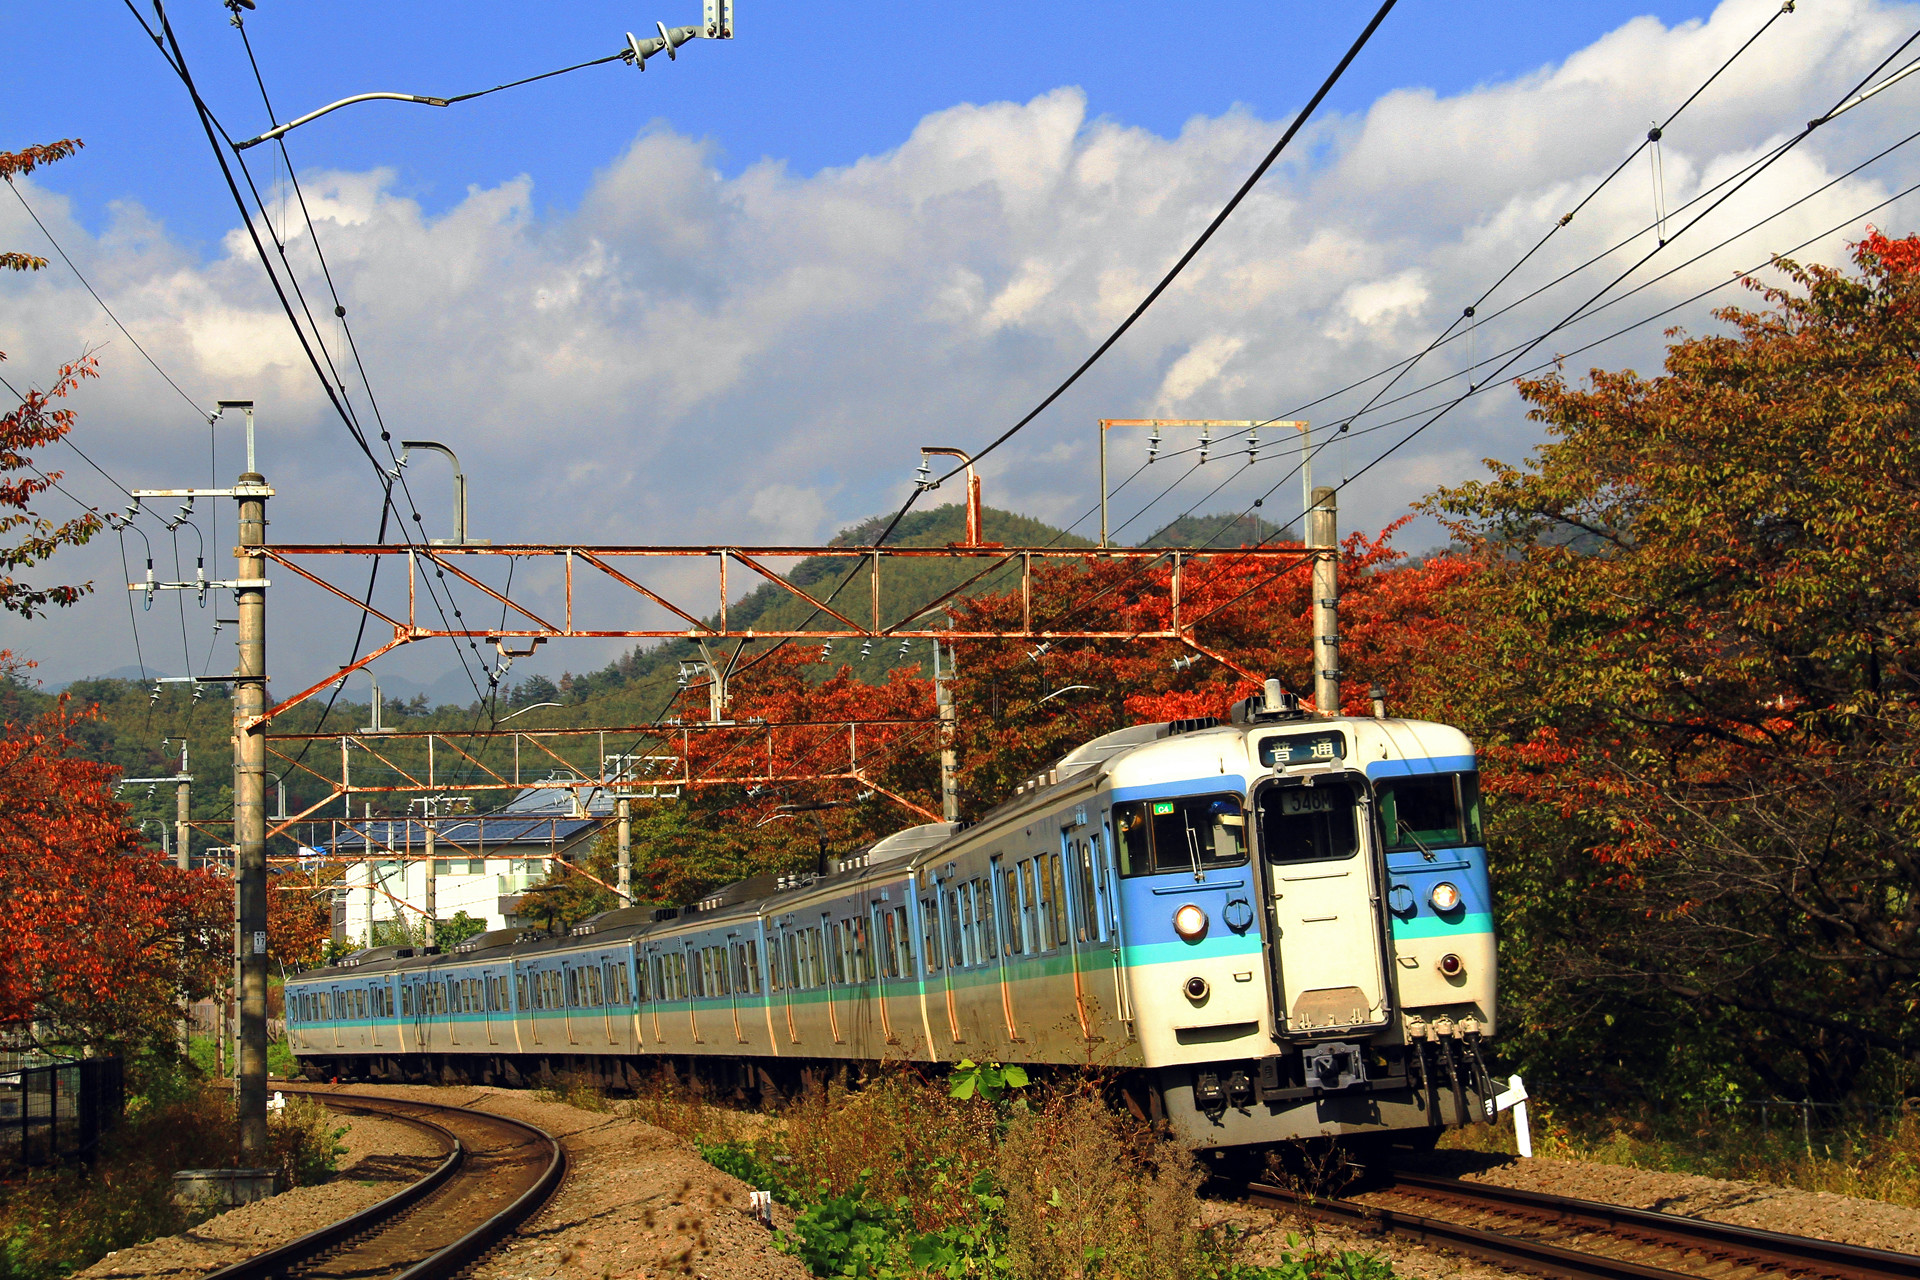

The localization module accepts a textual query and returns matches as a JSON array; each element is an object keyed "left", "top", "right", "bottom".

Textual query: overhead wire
[
  {"left": 1022, "top": 19, "right": 1920, "bottom": 663},
  {"left": 931, "top": 0, "right": 1401, "bottom": 488},
  {"left": 4, "top": 178, "right": 211, "bottom": 422}
]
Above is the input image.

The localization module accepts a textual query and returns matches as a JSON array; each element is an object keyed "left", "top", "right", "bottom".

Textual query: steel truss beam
[
  {"left": 258, "top": 717, "right": 941, "bottom": 842},
  {"left": 253, "top": 543, "right": 1305, "bottom": 727}
]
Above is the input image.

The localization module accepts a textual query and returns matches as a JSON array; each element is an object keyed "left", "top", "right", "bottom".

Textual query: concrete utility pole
[
  {"left": 616, "top": 796, "right": 633, "bottom": 905},
  {"left": 175, "top": 741, "right": 191, "bottom": 871},
  {"left": 423, "top": 817, "right": 437, "bottom": 948},
  {"left": 935, "top": 641, "right": 958, "bottom": 823},
  {"left": 232, "top": 463, "right": 270, "bottom": 1158},
  {"left": 1307, "top": 485, "right": 1340, "bottom": 716}
]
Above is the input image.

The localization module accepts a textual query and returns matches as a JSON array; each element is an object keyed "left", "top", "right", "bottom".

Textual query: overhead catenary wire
[
  {"left": 931, "top": 0, "right": 1401, "bottom": 490},
  {"left": 4, "top": 178, "right": 211, "bottom": 423}
]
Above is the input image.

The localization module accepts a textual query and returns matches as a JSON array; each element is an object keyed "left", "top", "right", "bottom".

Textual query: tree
[
  {"left": 0, "top": 658, "right": 226, "bottom": 1053},
  {"left": 268, "top": 864, "right": 340, "bottom": 971},
  {"left": 1426, "top": 232, "right": 1920, "bottom": 1104},
  {"left": 1, "top": 140, "right": 102, "bottom": 618},
  {"left": 943, "top": 527, "right": 1476, "bottom": 811}
]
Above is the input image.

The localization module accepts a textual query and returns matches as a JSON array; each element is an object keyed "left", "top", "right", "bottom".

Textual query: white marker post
[{"left": 1491, "top": 1074, "right": 1533, "bottom": 1157}]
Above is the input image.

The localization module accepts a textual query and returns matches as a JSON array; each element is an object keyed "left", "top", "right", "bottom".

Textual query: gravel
[{"left": 72, "top": 1115, "right": 442, "bottom": 1280}]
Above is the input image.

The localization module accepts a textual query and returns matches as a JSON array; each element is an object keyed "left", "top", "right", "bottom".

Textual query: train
[{"left": 287, "top": 679, "right": 1497, "bottom": 1151}]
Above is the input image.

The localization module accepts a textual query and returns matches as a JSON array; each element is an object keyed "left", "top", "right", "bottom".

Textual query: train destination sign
[{"left": 1258, "top": 731, "right": 1346, "bottom": 768}]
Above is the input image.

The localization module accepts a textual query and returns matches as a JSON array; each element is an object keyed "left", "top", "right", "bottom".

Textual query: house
[{"left": 323, "top": 777, "right": 613, "bottom": 947}]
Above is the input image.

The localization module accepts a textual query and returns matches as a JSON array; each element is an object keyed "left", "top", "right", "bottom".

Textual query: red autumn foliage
[
  {"left": 943, "top": 523, "right": 1476, "bottom": 810},
  {"left": 0, "top": 653, "right": 226, "bottom": 1049}
]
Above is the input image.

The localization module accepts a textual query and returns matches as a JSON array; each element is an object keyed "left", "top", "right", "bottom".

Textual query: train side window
[
  {"left": 852, "top": 917, "right": 872, "bottom": 983},
  {"left": 1074, "top": 841, "right": 1100, "bottom": 943},
  {"left": 1006, "top": 867, "right": 1021, "bottom": 955},
  {"left": 890, "top": 906, "right": 912, "bottom": 975},
  {"left": 920, "top": 897, "right": 943, "bottom": 972},
  {"left": 879, "top": 909, "right": 901, "bottom": 978},
  {"left": 1029, "top": 859, "right": 1059, "bottom": 951},
  {"left": 955, "top": 883, "right": 977, "bottom": 967},
  {"left": 746, "top": 940, "right": 762, "bottom": 994},
  {"left": 1260, "top": 781, "right": 1360, "bottom": 863},
  {"left": 943, "top": 889, "right": 964, "bottom": 970},
  {"left": 974, "top": 878, "right": 998, "bottom": 960},
  {"left": 1046, "top": 853, "right": 1071, "bottom": 946}
]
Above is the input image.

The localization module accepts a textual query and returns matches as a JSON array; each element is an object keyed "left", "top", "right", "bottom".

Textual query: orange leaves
[{"left": 0, "top": 139, "right": 83, "bottom": 182}]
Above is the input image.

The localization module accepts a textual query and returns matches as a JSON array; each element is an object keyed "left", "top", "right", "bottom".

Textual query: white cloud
[{"left": 5, "top": 0, "right": 1919, "bottom": 690}]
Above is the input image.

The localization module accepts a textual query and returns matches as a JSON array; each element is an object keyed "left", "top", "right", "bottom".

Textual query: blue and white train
[{"left": 288, "top": 681, "right": 1497, "bottom": 1149}]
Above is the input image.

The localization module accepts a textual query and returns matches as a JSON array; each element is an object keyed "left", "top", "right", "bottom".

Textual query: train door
[
  {"left": 989, "top": 857, "right": 1020, "bottom": 1042},
  {"left": 683, "top": 942, "right": 702, "bottom": 1044},
  {"left": 774, "top": 922, "right": 800, "bottom": 1045},
  {"left": 1093, "top": 821, "right": 1132, "bottom": 1029},
  {"left": 624, "top": 944, "right": 644, "bottom": 1050},
  {"left": 1257, "top": 777, "right": 1391, "bottom": 1035},
  {"left": 645, "top": 947, "right": 665, "bottom": 1043}
]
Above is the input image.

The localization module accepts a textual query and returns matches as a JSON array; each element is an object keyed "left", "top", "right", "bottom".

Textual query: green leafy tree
[{"left": 1426, "top": 231, "right": 1920, "bottom": 1103}]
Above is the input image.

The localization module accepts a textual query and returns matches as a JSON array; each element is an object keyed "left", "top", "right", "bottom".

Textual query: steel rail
[
  {"left": 1388, "top": 1170, "right": 1920, "bottom": 1280},
  {"left": 1243, "top": 1172, "right": 1920, "bottom": 1280},
  {"left": 203, "top": 1090, "right": 564, "bottom": 1280}
]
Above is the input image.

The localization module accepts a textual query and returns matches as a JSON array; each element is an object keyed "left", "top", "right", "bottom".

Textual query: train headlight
[
  {"left": 1173, "top": 904, "right": 1209, "bottom": 941},
  {"left": 1429, "top": 881, "right": 1462, "bottom": 912}
]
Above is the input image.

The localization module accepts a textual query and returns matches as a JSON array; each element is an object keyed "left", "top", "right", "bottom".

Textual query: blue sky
[
  {"left": 6, "top": 0, "right": 1917, "bottom": 694},
  {"left": 20, "top": 1, "right": 1716, "bottom": 252}
]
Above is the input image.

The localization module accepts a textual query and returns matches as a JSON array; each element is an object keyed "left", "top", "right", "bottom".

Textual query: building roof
[{"left": 320, "top": 814, "right": 602, "bottom": 857}]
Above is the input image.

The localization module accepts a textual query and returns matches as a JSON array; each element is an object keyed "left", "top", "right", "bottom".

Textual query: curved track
[
  {"left": 203, "top": 1091, "right": 564, "bottom": 1280},
  {"left": 1244, "top": 1168, "right": 1920, "bottom": 1280}
]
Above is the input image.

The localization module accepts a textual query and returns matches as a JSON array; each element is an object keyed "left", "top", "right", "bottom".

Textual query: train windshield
[
  {"left": 1377, "top": 772, "right": 1483, "bottom": 853},
  {"left": 1259, "top": 780, "right": 1360, "bottom": 864},
  {"left": 1114, "top": 794, "right": 1247, "bottom": 878}
]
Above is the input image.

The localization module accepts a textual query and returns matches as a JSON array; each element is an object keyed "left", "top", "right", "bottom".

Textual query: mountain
[{"left": 1141, "top": 511, "right": 1292, "bottom": 548}]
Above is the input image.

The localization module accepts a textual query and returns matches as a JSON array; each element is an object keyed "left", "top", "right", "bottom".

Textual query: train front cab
[{"left": 1124, "top": 716, "right": 1498, "bottom": 1149}]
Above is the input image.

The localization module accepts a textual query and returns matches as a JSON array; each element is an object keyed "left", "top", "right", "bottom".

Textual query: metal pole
[
  {"left": 617, "top": 797, "right": 632, "bottom": 906},
  {"left": 423, "top": 818, "right": 437, "bottom": 948},
  {"left": 1308, "top": 486, "right": 1340, "bottom": 716},
  {"left": 1098, "top": 422, "right": 1108, "bottom": 550},
  {"left": 175, "top": 742, "right": 190, "bottom": 872},
  {"left": 232, "top": 467, "right": 269, "bottom": 1157}
]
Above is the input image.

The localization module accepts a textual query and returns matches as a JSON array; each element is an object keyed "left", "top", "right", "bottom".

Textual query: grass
[
  {"left": 556, "top": 1064, "right": 1398, "bottom": 1280},
  {"left": 1442, "top": 1100, "right": 1920, "bottom": 1208},
  {"left": 183, "top": 1035, "right": 299, "bottom": 1080}
]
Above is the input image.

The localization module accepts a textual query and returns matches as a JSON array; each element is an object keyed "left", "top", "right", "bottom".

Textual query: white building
[{"left": 327, "top": 781, "right": 610, "bottom": 947}]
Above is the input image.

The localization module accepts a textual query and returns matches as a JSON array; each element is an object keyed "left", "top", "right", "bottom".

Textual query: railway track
[
  {"left": 203, "top": 1090, "right": 565, "bottom": 1280},
  {"left": 1243, "top": 1167, "right": 1920, "bottom": 1280}
]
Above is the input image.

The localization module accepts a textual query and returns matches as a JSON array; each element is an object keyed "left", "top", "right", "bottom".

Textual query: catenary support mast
[
  {"left": 233, "top": 467, "right": 269, "bottom": 1158},
  {"left": 1308, "top": 485, "right": 1340, "bottom": 716}
]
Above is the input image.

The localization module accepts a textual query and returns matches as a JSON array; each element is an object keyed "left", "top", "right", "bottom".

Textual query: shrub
[{"left": 268, "top": 1095, "right": 348, "bottom": 1187}]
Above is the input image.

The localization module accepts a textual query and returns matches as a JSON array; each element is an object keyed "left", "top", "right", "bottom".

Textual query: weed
[
  {"left": 532, "top": 1078, "right": 613, "bottom": 1113},
  {"left": 997, "top": 1090, "right": 1207, "bottom": 1280}
]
